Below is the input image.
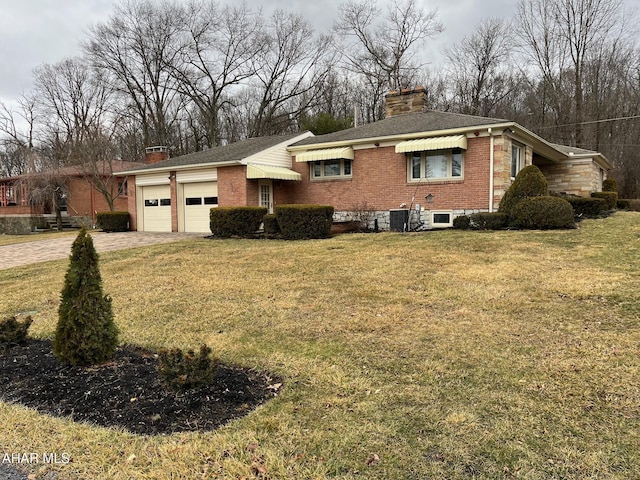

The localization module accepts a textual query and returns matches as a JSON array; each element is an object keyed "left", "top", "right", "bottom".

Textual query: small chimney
[
  {"left": 144, "top": 146, "right": 169, "bottom": 164},
  {"left": 385, "top": 86, "right": 426, "bottom": 118}
]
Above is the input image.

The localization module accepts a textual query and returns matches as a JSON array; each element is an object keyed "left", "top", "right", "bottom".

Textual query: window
[
  {"left": 145, "top": 199, "right": 158, "bottom": 207},
  {"left": 204, "top": 197, "right": 218, "bottom": 205},
  {"left": 160, "top": 198, "right": 171, "bottom": 206},
  {"left": 118, "top": 179, "right": 128, "bottom": 197},
  {"left": 409, "top": 149, "right": 463, "bottom": 181},
  {"left": 511, "top": 143, "right": 524, "bottom": 178},
  {"left": 185, "top": 197, "right": 202, "bottom": 206},
  {"left": 311, "top": 159, "right": 352, "bottom": 179},
  {"left": 431, "top": 211, "right": 453, "bottom": 228}
]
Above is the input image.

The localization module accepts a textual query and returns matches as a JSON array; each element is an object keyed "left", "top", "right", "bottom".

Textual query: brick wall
[
  {"left": 279, "top": 137, "right": 494, "bottom": 212},
  {"left": 217, "top": 166, "right": 259, "bottom": 207},
  {"left": 66, "top": 176, "right": 130, "bottom": 223},
  {"left": 128, "top": 177, "right": 137, "bottom": 230}
]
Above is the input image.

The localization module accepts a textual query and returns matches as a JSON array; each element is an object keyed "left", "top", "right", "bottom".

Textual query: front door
[{"left": 259, "top": 180, "right": 273, "bottom": 214}]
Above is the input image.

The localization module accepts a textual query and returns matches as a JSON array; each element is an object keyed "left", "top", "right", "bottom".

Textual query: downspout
[{"left": 488, "top": 128, "right": 494, "bottom": 213}]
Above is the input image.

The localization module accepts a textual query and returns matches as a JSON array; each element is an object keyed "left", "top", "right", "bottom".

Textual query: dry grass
[
  {"left": 1, "top": 212, "right": 640, "bottom": 479},
  {"left": 0, "top": 231, "right": 75, "bottom": 246}
]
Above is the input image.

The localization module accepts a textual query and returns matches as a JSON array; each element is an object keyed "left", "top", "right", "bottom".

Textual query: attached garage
[
  {"left": 182, "top": 181, "right": 218, "bottom": 232},
  {"left": 141, "top": 185, "right": 171, "bottom": 232}
]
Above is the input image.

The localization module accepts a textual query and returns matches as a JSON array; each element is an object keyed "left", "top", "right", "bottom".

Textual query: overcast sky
[{"left": 1, "top": 0, "right": 638, "bottom": 115}]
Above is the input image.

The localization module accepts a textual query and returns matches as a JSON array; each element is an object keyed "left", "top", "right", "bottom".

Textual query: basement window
[{"left": 431, "top": 211, "right": 453, "bottom": 228}]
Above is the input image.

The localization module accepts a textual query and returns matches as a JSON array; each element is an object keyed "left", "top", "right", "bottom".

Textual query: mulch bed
[{"left": 0, "top": 339, "right": 281, "bottom": 435}]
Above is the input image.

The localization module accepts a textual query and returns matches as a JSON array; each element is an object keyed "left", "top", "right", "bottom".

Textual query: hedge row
[
  {"left": 209, "top": 207, "right": 267, "bottom": 237},
  {"left": 275, "top": 204, "right": 334, "bottom": 240},
  {"left": 591, "top": 191, "right": 618, "bottom": 210},
  {"left": 96, "top": 211, "right": 130, "bottom": 232}
]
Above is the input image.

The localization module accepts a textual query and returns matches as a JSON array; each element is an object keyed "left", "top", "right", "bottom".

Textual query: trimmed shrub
[
  {"left": 602, "top": 178, "right": 617, "bottom": 192},
  {"left": 275, "top": 204, "right": 334, "bottom": 240},
  {"left": 591, "top": 191, "right": 618, "bottom": 210},
  {"left": 0, "top": 316, "right": 33, "bottom": 346},
  {"left": 617, "top": 199, "right": 632, "bottom": 210},
  {"left": 53, "top": 228, "right": 118, "bottom": 366},
  {"left": 630, "top": 199, "right": 640, "bottom": 212},
  {"left": 469, "top": 212, "right": 508, "bottom": 230},
  {"left": 209, "top": 207, "right": 268, "bottom": 238},
  {"left": 96, "top": 211, "right": 130, "bottom": 232},
  {"left": 263, "top": 214, "right": 280, "bottom": 235},
  {"left": 498, "top": 165, "right": 548, "bottom": 216},
  {"left": 564, "top": 196, "right": 607, "bottom": 217},
  {"left": 452, "top": 215, "right": 470, "bottom": 230},
  {"left": 157, "top": 344, "right": 218, "bottom": 391},
  {"left": 511, "top": 196, "right": 575, "bottom": 229}
]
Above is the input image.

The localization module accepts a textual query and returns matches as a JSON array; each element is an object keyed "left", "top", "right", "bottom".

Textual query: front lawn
[
  {"left": 1, "top": 212, "right": 639, "bottom": 479},
  {"left": 0, "top": 230, "right": 75, "bottom": 246}
]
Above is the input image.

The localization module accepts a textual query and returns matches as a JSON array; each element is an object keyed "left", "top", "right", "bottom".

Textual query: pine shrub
[
  {"left": 511, "top": 196, "right": 575, "bottom": 229},
  {"left": 157, "top": 344, "right": 218, "bottom": 391},
  {"left": 498, "top": 165, "right": 548, "bottom": 217},
  {"left": 275, "top": 204, "right": 334, "bottom": 240},
  {"left": 0, "top": 316, "right": 33, "bottom": 346},
  {"left": 53, "top": 228, "right": 118, "bottom": 366},
  {"left": 209, "top": 207, "right": 267, "bottom": 237}
]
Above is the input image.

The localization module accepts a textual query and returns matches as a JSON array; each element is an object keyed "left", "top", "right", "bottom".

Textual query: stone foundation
[{"left": 333, "top": 209, "right": 487, "bottom": 231}]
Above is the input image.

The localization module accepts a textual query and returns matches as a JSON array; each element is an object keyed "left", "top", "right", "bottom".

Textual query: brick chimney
[
  {"left": 385, "top": 86, "right": 427, "bottom": 118},
  {"left": 144, "top": 146, "right": 169, "bottom": 164}
]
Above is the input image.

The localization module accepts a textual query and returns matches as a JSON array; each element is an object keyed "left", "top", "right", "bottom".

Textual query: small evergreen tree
[{"left": 53, "top": 227, "right": 118, "bottom": 366}]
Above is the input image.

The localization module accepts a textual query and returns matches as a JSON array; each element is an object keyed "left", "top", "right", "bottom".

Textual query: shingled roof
[
  {"left": 119, "top": 132, "right": 308, "bottom": 173},
  {"left": 291, "top": 110, "right": 511, "bottom": 147}
]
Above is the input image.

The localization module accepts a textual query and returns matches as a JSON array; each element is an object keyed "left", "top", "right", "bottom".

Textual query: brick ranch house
[
  {"left": 0, "top": 161, "right": 141, "bottom": 233},
  {"left": 119, "top": 88, "right": 612, "bottom": 233}
]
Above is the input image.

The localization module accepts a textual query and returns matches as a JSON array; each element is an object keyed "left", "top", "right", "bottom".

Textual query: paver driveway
[{"left": 0, "top": 231, "right": 204, "bottom": 270}]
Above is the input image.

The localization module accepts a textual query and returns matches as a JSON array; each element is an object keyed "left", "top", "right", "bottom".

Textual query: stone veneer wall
[
  {"left": 539, "top": 159, "right": 603, "bottom": 196},
  {"left": 333, "top": 209, "right": 486, "bottom": 231}
]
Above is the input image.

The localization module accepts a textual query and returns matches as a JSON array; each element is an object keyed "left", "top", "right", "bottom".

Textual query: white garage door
[
  {"left": 142, "top": 185, "right": 171, "bottom": 232},
  {"left": 183, "top": 182, "right": 218, "bottom": 232}
]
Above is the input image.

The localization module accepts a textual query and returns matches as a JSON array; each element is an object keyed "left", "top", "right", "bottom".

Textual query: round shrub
[
  {"left": 511, "top": 196, "right": 575, "bottom": 229},
  {"left": 469, "top": 212, "right": 508, "bottom": 230},
  {"left": 452, "top": 215, "right": 470, "bottom": 230},
  {"left": 498, "top": 165, "right": 548, "bottom": 216},
  {"left": 209, "top": 207, "right": 267, "bottom": 237}
]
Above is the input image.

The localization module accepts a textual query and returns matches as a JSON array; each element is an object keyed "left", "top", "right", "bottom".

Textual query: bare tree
[
  {"left": 445, "top": 19, "right": 515, "bottom": 117},
  {"left": 169, "top": 0, "right": 263, "bottom": 147},
  {"left": 0, "top": 95, "right": 39, "bottom": 177},
  {"left": 334, "top": 0, "right": 443, "bottom": 92},
  {"left": 85, "top": 0, "right": 184, "bottom": 150},
  {"left": 249, "top": 10, "right": 334, "bottom": 137}
]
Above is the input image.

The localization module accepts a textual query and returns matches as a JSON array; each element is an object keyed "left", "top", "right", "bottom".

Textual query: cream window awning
[
  {"left": 395, "top": 135, "right": 467, "bottom": 153},
  {"left": 246, "top": 164, "right": 302, "bottom": 181},
  {"left": 295, "top": 147, "right": 354, "bottom": 163}
]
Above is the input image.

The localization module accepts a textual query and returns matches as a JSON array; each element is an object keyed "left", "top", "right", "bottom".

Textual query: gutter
[{"left": 116, "top": 160, "right": 242, "bottom": 176}]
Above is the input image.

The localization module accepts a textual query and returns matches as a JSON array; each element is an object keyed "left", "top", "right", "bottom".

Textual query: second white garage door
[
  {"left": 183, "top": 182, "right": 218, "bottom": 232},
  {"left": 142, "top": 185, "right": 171, "bottom": 232}
]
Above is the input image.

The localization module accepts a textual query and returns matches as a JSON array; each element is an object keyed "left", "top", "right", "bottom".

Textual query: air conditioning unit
[{"left": 389, "top": 209, "right": 409, "bottom": 232}]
